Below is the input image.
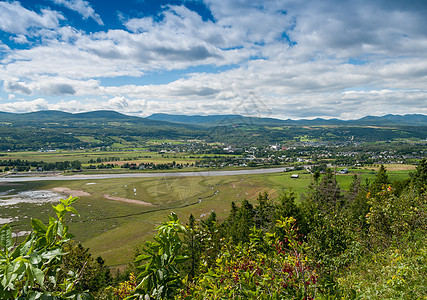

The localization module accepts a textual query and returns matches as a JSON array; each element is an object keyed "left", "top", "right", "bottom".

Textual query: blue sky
[{"left": 0, "top": 0, "right": 426, "bottom": 119}]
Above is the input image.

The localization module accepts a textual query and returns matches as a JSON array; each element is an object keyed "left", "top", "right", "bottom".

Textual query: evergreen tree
[
  {"left": 411, "top": 159, "right": 427, "bottom": 194},
  {"left": 347, "top": 175, "right": 370, "bottom": 230},
  {"left": 370, "top": 165, "right": 390, "bottom": 194},
  {"left": 234, "top": 200, "right": 255, "bottom": 244},
  {"left": 182, "top": 214, "right": 203, "bottom": 281},
  {"left": 304, "top": 168, "right": 345, "bottom": 214},
  {"left": 255, "top": 191, "right": 275, "bottom": 231}
]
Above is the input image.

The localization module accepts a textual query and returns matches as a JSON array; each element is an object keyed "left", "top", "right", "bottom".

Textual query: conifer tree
[{"left": 370, "top": 165, "right": 390, "bottom": 194}]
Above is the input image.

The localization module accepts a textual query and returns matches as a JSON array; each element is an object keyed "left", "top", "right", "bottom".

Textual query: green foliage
[
  {"left": 337, "top": 235, "right": 427, "bottom": 299},
  {"left": 411, "top": 158, "right": 427, "bottom": 194},
  {"left": 346, "top": 175, "right": 369, "bottom": 230},
  {"left": 228, "top": 199, "right": 255, "bottom": 244},
  {"left": 2, "top": 159, "right": 425, "bottom": 299},
  {"left": 61, "top": 241, "right": 112, "bottom": 295},
  {"left": 366, "top": 186, "right": 427, "bottom": 246},
  {"left": 255, "top": 191, "right": 275, "bottom": 231},
  {"left": 181, "top": 214, "right": 203, "bottom": 281},
  {"left": 0, "top": 196, "right": 93, "bottom": 299},
  {"left": 131, "top": 212, "right": 188, "bottom": 300},
  {"left": 303, "top": 168, "right": 345, "bottom": 214},
  {"left": 275, "top": 190, "right": 308, "bottom": 236},
  {"left": 178, "top": 218, "right": 318, "bottom": 300},
  {"left": 370, "top": 165, "right": 390, "bottom": 194}
]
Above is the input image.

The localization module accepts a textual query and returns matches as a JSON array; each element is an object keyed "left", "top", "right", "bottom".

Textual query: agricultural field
[
  {"left": 0, "top": 164, "right": 414, "bottom": 268},
  {"left": 0, "top": 149, "right": 244, "bottom": 173}
]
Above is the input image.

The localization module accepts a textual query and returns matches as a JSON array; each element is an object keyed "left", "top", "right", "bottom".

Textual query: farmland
[{"left": 0, "top": 164, "right": 414, "bottom": 267}]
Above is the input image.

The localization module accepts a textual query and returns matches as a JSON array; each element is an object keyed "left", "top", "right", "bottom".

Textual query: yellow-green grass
[
  {"left": 1, "top": 167, "right": 413, "bottom": 267},
  {"left": 48, "top": 171, "right": 320, "bottom": 265},
  {"left": 75, "top": 136, "right": 103, "bottom": 143},
  {"left": 0, "top": 150, "right": 240, "bottom": 165},
  {"left": 147, "top": 139, "right": 186, "bottom": 145}
]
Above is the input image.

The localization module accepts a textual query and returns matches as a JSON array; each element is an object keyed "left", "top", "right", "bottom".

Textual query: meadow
[
  {"left": 1, "top": 149, "right": 211, "bottom": 164},
  {"left": 0, "top": 164, "right": 414, "bottom": 268},
  {"left": 0, "top": 149, "right": 244, "bottom": 174}
]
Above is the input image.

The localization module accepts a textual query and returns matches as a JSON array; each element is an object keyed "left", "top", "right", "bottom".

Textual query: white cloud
[
  {"left": 0, "top": 98, "right": 48, "bottom": 113},
  {"left": 1, "top": 0, "right": 427, "bottom": 118},
  {"left": 1, "top": 87, "right": 426, "bottom": 119},
  {"left": 3, "top": 80, "right": 33, "bottom": 95},
  {"left": 10, "top": 34, "right": 28, "bottom": 44},
  {"left": 0, "top": 1, "right": 62, "bottom": 35},
  {"left": 51, "top": 0, "right": 104, "bottom": 25},
  {"left": 108, "top": 96, "right": 128, "bottom": 110}
]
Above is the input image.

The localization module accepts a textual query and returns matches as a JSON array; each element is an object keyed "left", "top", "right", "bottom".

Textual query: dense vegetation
[
  {"left": 1, "top": 160, "right": 426, "bottom": 299},
  {"left": 1, "top": 111, "right": 426, "bottom": 150}
]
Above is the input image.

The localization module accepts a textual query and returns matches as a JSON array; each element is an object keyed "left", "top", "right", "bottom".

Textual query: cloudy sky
[{"left": 0, "top": 0, "right": 426, "bottom": 119}]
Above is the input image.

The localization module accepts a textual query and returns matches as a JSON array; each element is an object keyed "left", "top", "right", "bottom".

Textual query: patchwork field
[{"left": 0, "top": 149, "right": 239, "bottom": 166}]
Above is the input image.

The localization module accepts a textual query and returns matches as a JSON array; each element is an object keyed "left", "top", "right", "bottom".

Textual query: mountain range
[
  {"left": 1, "top": 110, "right": 426, "bottom": 150},
  {"left": 1, "top": 110, "right": 426, "bottom": 126}
]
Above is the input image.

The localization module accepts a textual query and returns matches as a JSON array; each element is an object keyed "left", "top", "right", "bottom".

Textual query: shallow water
[
  {"left": 0, "top": 190, "right": 62, "bottom": 207},
  {"left": 0, "top": 217, "right": 13, "bottom": 224}
]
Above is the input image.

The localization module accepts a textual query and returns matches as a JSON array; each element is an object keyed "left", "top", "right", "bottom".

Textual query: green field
[
  {"left": 0, "top": 166, "right": 413, "bottom": 267},
  {"left": 0, "top": 149, "right": 241, "bottom": 167}
]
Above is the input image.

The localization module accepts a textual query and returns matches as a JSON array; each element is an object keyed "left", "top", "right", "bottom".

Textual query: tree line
[{"left": 0, "top": 159, "right": 82, "bottom": 171}]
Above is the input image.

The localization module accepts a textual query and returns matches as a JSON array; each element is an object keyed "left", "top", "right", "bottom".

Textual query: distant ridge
[
  {"left": 147, "top": 113, "right": 427, "bottom": 126},
  {"left": 72, "top": 110, "right": 136, "bottom": 120},
  {"left": 146, "top": 113, "right": 242, "bottom": 124},
  {"left": 0, "top": 110, "right": 425, "bottom": 151},
  {"left": 0, "top": 110, "right": 169, "bottom": 126},
  {"left": 0, "top": 110, "right": 426, "bottom": 126},
  {"left": 354, "top": 114, "right": 427, "bottom": 126}
]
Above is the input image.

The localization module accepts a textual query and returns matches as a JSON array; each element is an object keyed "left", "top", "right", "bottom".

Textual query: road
[{"left": 0, "top": 167, "right": 290, "bottom": 183}]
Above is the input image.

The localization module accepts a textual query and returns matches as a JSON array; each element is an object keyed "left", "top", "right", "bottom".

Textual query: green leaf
[
  {"left": 0, "top": 224, "right": 12, "bottom": 251},
  {"left": 31, "top": 266, "right": 44, "bottom": 287},
  {"left": 31, "top": 219, "right": 47, "bottom": 234},
  {"left": 2, "top": 263, "right": 13, "bottom": 288},
  {"left": 57, "top": 221, "right": 64, "bottom": 238},
  {"left": 59, "top": 196, "right": 79, "bottom": 207},
  {"left": 55, "top": 203, "right": 65, "bottom": 212},
  {"left": 67, "top": 196, "right": 79, "bottom": 205},
  {"left": 65, "top": 206, "right": 80, "bottom": 217},
  {"left": 135, "top": 254, "right": 152, "bottom": 262},
  {"left": 29, "top": 253, "right": 42, "bottom": 265},
  {"left": 46, "top": 223, "right": 57, "bottom": 245},
  {"left": 10, "top": 244, "right": 22, "bottom": 260},
  {"left": 174, "top": 255, "right": 189, "bottom": 264},
  {"left": 41, "top": 248, "right": 64, "bottom": 262}
]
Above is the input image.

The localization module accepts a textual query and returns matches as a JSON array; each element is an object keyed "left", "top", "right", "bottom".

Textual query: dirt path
[
  {"left": 103, "top": 194, "right": 153, "bottom": 206},
  {"left": 52, "top": 187, "right": 91, "bottom": 197}
]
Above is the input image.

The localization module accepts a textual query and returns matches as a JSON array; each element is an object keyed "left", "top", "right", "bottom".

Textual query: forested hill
[
  {"left": 0, "top": 110, "right": 183, "bottom": 127},
  {"left": 1, "top": 110, "right": 426, "bottom": 126},
  {"left": 0, "top": 110, "right": 203, "bottom": 151},
  {"left": 0, "top": 110, "right": 426, "bottom": 150},
  {"left": 148, "top": 112, "right": 427, "bottom": 126}
]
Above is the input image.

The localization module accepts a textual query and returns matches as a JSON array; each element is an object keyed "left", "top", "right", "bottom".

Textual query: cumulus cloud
[
  {"left": 1, "top": 0, "right": 427, "bottom": 118},
  {"left": 0, "top": 1, "right": 62, "bottom": 35},
  {"left": 108, "top": 96, "right": 128, "bottom": 109},
  {"left": 3, "top": 80, "right": 33, "bottom": 95},
  {"left": 43, "top": 83, "right": 76, "bottom": 95},
  {"left": 0, "top": 98, "right": 48, "bottom": 113},
  {"left": 10, "top": 34, "right": 28, "bottom": 44},
  {"left": 51, "top": 0, "right": 104, "bottom": 25}
]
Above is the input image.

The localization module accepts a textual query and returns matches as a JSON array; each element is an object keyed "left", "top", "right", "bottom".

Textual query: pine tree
[{"left": 370, "top": 165, "right": 390, "bottom": 194}]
